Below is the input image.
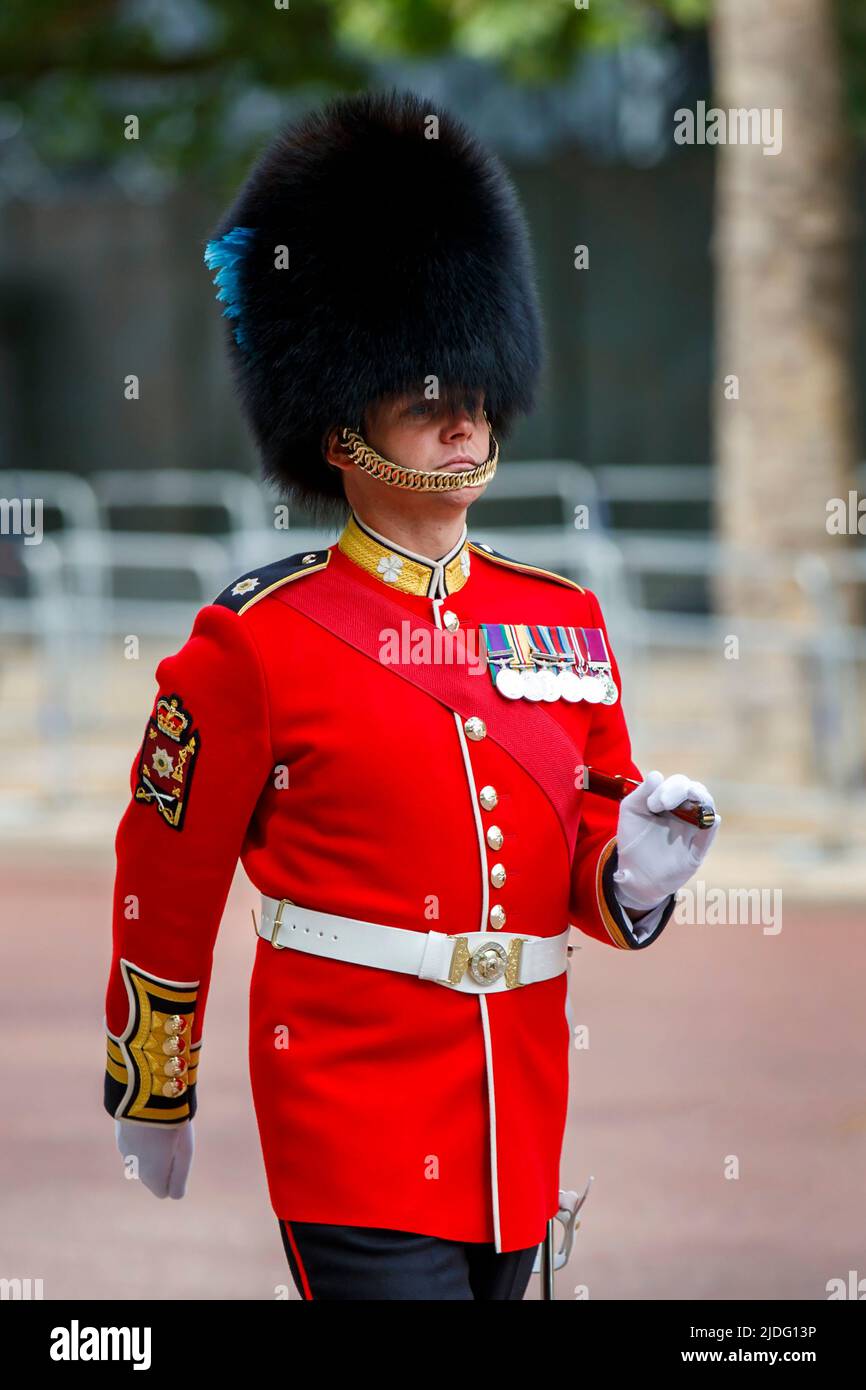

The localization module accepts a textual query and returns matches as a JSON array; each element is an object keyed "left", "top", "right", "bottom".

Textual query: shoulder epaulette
[
  {"left": 468, "top": 541, "right": 585, "bottom": 594},
  {"left": 212, "top": 548, "right": 331, "bottom": 614}
]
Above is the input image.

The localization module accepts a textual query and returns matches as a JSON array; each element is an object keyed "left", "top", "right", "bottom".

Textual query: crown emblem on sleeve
[{"left": 156, "top": 696, "right": 190, "bottom": 741}]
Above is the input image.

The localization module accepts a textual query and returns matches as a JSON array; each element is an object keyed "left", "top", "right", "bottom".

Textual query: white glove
[
  {"left": 612, "top": 770, "right": 720, "bottom": 913},
  {"left": 115, "top": 1118, "right": 194, "bottom": 1199}
]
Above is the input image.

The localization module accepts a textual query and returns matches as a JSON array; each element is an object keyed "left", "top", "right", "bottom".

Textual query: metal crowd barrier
[
  {"left": 1, "top": 465, "right": 864, "bottom": 819},
  {"left": 89, "top": 468, "right": 270, "bottom": 536}
]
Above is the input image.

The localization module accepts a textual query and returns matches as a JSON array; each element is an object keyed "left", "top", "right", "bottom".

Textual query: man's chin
[{"left": 425, "top": 477, "right": 490, "bottom": 508}]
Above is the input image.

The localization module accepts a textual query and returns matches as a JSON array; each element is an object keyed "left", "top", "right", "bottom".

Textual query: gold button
[
  {"left": 164, "top": 1057, "right": 188, "bottom": 1078},
  {"left": 490, "top": 863, "right": 506, "bottom": 888},
  {"left": 161, "top": 1078, "right": 187, "bottom": 1099},
  {"left": 486, "top": 825, "right": 503, "bottom": 851},
  {"left": 489, "top": 904, "right": 507, "bottom": 930},
  {"left": 479, "top": 785, "right": 498, "bottom": 811},
  {"left": 443, "top": 611, "right": 460, "bottom": 632},
  {"left": 163, "top": 1015, "right": 187, "bottom": 1036},
  {"left": 464, "top": 716, "right": 487, "bottom": 742},
  {"left": 161, "top": 1037, "right": 182, "bottom": 1056}
]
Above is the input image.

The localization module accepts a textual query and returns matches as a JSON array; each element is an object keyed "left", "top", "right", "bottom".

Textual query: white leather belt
[{"left": 257, "top": 894, "right": 571, "bottom": 995}]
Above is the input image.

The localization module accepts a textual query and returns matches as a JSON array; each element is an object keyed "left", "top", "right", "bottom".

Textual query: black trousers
[{"left": 279, "top": 1219, "right": 539, "bottom": 1301}]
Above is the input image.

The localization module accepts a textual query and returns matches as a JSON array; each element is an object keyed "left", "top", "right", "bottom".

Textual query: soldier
[{"left": 104, "top": 91, "right": 719, "bottom": 1301}]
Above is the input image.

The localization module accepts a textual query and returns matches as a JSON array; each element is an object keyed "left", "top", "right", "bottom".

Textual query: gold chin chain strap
[{"left": 339, "top": 425, "right": 499, "bottom": 492}]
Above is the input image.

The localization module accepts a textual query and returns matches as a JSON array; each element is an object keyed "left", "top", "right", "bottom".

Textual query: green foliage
[
  {"left": 324, "top": 0, "right": 651, "bottom": 81},
  {"left": 0, "top": 0, "right": 364, "bottom": 187},
  {"left": 0, "top": 0, "right": 862, "bottom": 185}
]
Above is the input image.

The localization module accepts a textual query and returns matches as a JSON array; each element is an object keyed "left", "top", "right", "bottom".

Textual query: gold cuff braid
[{"left": 338, "top": 427, "right": 499, "bottom": 492}]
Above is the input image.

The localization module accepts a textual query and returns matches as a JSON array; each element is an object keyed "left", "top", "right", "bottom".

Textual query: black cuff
[
  {"left": 601, "top": 844, "right": 677, "bottom": 949},
  {"left": 104, "top": 961, "right": 200, "bottom": 1123}
]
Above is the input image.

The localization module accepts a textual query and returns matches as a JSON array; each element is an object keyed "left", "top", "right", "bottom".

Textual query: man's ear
[{"left": 323, "top": 427, "right": 353, "bottom": 472}]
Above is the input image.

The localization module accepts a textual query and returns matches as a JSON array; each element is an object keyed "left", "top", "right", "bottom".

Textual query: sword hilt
[
  {"left": 584, "top": 767, "right": 716, "bottom": 830},
  {"left": 533, "top": 1176, "right": 594, "bottom": 1296}
]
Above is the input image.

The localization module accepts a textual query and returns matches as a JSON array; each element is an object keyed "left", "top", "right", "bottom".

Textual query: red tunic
[{"left": 103, "top": 513, "right": 674, "bottom": 1252}]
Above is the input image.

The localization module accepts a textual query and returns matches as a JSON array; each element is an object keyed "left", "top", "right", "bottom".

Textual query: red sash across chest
[{"left": 275, "top": 565, "right": 585, "bottom": 858}]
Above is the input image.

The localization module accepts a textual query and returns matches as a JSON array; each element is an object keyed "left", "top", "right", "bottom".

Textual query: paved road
[{"left": 1, "top": 846, "right": 863, "bottom": 1301}]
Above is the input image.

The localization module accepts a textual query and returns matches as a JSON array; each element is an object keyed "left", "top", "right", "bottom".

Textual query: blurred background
[{"left": 1, "top": 0, "right": 865, "bottom": 1302}]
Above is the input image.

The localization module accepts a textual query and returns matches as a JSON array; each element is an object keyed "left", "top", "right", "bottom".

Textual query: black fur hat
[{"left": 204, "top": 89, "right": 543, "bottom": 516}]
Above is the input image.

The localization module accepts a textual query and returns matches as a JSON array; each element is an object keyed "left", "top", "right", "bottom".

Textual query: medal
[
  {"left": 580, "top": 673, "right": 605, "bottom": 703},
  {"left": 482, "top": 624, "right": 523, "bottom": 700},
  {"left": 567, "top": 627, "right": 596, "bottom": 701},
  {"left": 520, "top": 668, "right": 544, "bottom": 700},
  {"left": 551, "top": 627, "right": 582, "bottom": 702},
  {"left": 494, "top": 664, "right": 523, "bottom": 700},
  {"left": 511, "top": 625, "right": 544, "bottom": 700},
  {"left": 482, "top": 620, "right": 611, "bottom": 705},
  {"left": 527, "top": 626, "right": 563, "bottom": 703},
  {"left": 558, "top": 669, "right": 583, "bottom": 702},
  {"left": 569, "top": 627, "right": 612, "bottom": 705},
  {"left": 538, "top": 668, "right": 561, "bottom": 702},
  {"left": 581, "top": 626, "right": 619, "bottom": 706}
]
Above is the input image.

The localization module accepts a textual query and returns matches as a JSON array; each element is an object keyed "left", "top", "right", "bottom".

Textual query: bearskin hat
[{"left": 204, "top": 89, "right": 543, "bottom": 517}]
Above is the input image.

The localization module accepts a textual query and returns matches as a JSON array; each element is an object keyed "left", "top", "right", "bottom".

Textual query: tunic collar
[{"left": 337, "top": 512, "right": 471, "bottom": 598}]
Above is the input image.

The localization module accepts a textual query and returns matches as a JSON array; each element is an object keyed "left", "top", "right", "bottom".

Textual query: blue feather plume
[{"left": 203, "top": 225, "right": 256, "bottom": 351}]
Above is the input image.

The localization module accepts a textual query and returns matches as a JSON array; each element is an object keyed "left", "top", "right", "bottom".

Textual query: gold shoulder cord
[{"left": 339, "top": 424, "right": 499, "bottom": 492}]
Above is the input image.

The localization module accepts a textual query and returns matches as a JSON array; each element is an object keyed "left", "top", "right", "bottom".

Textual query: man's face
[{"left": 329, "top": 388, "right": 492, "bottom": 515}]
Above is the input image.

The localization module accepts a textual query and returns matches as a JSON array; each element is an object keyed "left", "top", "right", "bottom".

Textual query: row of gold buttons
[
  {"left": 157, "top": 1014, "right": 189, "bottom": 1098},
  {"left": 463, "top": 716, "right": 507, "bottom": 931}
]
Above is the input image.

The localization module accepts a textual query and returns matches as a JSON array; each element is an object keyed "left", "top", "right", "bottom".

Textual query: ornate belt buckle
[
  {"left": 446, "top": 936, "right": 526, "bottom": 989},
  {"left": 470, "top": 941, "right": 508, "bottom": 985}
]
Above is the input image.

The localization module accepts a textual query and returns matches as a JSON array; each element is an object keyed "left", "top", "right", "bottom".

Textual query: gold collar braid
[
  {"left": 337, "top": 513, "right": 471, "bottom": 595},
  {"left": 339, "top": 426, "right": 499, "bottom": 492}
]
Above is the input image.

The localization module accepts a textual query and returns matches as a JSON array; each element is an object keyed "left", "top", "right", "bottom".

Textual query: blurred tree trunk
[{"left": 710, "top": 0, "right": 860, "bottom": 783}]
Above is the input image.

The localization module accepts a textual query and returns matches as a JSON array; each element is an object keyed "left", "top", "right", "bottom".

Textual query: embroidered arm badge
[{"left": 133, "top": 694, "right": 200, "bottom": 831}]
